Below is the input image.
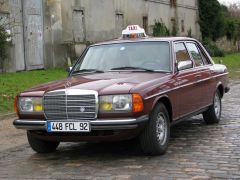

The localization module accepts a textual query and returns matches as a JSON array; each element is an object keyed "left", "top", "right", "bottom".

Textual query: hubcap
[
  {"left": 214, "top": 93, "right": 221, "bottom": 118},
  {"left": 156, "top": 112, "right": 167, "bottom": 145}
]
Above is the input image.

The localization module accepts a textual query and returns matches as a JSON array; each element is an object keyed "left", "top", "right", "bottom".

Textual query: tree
[
  {"left": 198, "top": 0, "right": 225, "bottom": 41},
  {"left": 224, "top": 3, "right": 240, "bottom": 41},
  {"left": 228, "top": 3, "right": 240, "bottom": 17}
]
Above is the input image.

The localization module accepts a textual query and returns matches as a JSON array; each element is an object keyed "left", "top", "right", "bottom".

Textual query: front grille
[{"left": 43, "top": 90, "right": 97, "bottom": 120}]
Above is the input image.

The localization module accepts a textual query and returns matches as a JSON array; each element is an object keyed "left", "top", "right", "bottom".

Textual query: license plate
[{"left": 47, "top": 121, "right": 91, "bottom": 132}]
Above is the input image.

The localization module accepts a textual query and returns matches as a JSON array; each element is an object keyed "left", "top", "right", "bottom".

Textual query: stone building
[
  {"left": 0, "top": 0, "right": 201, "bottom": 72},
  {"left": 0, "top": 0, "right": 44, "bottom": 72}
]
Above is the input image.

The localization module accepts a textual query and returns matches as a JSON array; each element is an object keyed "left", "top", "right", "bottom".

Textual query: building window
[
  {"left": 0, "top": 12, "right": 9, "bottom": 27},
  {"left": 0, "top": 12, "right": 11, "bottom": 41},
  {"left": 72, "top": 9, "right": 85, "bottom": 42},
  {"left": 171, "top": 18, "right": 178, "bottom": 36},
  {"left": 143, "top": 16, "right": 148, "bottom": 34},
  {"left": 170, "top": 0, "right": 177, "bottom": 8},
  {"left": 181, "top": 20, "right": 185, "bottom": 32},
  {"left": 115, "top": 12, "right": 124, "bottom": 37}
]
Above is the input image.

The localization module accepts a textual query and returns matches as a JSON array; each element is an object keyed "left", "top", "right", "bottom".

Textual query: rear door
[{"left": 185, "top": 42, "right": 215, "bottom": 108}]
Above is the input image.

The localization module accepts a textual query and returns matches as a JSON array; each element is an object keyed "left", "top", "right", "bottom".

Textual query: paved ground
[{"left": 0, "top": 81, "right": 240, "bottom": 180}]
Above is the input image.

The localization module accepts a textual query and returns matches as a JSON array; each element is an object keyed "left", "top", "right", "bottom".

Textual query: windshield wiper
[
  {"left": 71, "top": 69, "right": 104, "bottom": 75},
  {"left": 110, "top": 66, "right": 155, "bottom": 72}
]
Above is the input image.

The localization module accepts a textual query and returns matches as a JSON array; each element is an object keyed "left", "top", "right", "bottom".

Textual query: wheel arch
[
  {"left": 152, "top": 95, "right": 173, "bottom": 122},
  {"left": 216, "top": 82, "right": 224, "bottom": 98}
]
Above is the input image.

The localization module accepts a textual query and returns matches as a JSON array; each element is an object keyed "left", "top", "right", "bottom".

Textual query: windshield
[{"left": 72, "top": 41, "right": 171, "bottom": 73}]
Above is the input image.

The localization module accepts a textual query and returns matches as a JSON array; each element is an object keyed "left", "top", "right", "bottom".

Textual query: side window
[
  {"left": 186, "top": 43, "right": 204, "bottom": 66},
  {"left": 174, "top": 43, "right": 191, "bottom": 62},
  {"left": 198, "top": 46, "right": 211, "bottom": 65}
]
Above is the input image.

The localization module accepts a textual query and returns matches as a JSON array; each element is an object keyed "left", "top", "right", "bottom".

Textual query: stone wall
[
  {"left": 46, "top": 0, "right": 201, "bottom": 68},
  {"left": 216, "top": 36, "right": 240, "bottom": 53},
  {"left": 1, "top": 0, "right": 202, "bottom": 71}
]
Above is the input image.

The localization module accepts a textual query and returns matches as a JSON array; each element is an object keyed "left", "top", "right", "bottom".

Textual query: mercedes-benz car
[{"left": 13, "top": 25, "right": 229, "bottom": 155}]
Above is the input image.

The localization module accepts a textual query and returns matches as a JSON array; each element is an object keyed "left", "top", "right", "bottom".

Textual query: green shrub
[
  {"left": 152, "top": 20, "right": 170, "bottom": 37},
  {"left": 0, "top": 25, "right": 10, "bottom": 72}
]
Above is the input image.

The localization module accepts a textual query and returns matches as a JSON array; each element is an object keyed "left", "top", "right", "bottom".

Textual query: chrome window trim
[
  {"left": 72, "top": 40, "right": 173, "bottom": 74},
  {"left": 173, "top": 41, "right": 194, "bottom": 72},
  {"left": 185, "top": 42, "right": 205, "bottom": 67}
]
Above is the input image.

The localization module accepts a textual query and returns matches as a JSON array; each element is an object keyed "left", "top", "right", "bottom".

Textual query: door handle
[{"left": 210, "top": 70, "right": 215, "bottom": 74}]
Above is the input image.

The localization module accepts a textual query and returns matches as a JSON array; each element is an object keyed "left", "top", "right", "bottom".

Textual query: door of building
[{"left": 23, "top": 0, "right": 44, "bottom": 70}]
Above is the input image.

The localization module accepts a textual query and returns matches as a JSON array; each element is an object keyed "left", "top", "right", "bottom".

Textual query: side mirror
[
  {"left": 66, "top": 66, "right": 72, "bottom": 73},
  {"left": 177, "top": 60, "right": 193, "bottom": 71}
]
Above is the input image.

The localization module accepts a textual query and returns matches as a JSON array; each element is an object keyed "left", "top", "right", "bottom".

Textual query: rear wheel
[
  {"left": 27, "top": 131, "right": 60, "bottom": 153},
  {"left": 139, "top": 103, "right": 170, "bottom": 155},
  {"left": 203, "top": 90, "right": 222, "bottom": 124}
]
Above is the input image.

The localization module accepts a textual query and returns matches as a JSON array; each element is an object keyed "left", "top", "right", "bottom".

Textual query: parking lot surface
[{"left": 0, "top": 81, "right": 240, "bottom": 179}]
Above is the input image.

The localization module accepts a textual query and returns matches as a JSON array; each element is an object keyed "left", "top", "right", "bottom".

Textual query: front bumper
[{"left": 13, "top": 115, "right": 149, "bottom": 131}]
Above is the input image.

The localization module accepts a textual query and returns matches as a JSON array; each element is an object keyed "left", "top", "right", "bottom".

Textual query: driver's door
[{"left": 173, "top": 42, "right": 202, "bottom": 119}]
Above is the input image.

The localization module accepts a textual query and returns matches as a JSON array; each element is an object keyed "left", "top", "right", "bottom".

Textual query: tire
[
  {"left": 203, "top": 90, "right": 222, "bottom": 124},
  {"left": 27, "top": 131, "right": 60, "bottom": 153},
  {"left": 139, "top": 103, "right": 170, "bottom": 155}
]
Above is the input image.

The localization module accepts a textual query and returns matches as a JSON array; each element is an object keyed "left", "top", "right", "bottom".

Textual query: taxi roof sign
[{"left": 121, "top": 25, "right": 147, "bottom": 39}]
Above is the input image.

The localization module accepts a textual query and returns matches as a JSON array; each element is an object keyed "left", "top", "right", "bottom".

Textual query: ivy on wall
[
  {"left": 152, "top": 20, "right": 170, "bottom": 37},
  {"left": 0, "top": 25, "right": 10, "bottom": 72}
]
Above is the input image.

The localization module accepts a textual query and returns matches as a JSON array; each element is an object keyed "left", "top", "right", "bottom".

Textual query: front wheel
[
  {"left": 139, "top": 103, "right": 170, "bottom": 155},
  {"left": 27, "top": 131, "right": 60, "bottom": 153},
  {"left": 203, "top": 90, "right": 222, "bottom": 124}
]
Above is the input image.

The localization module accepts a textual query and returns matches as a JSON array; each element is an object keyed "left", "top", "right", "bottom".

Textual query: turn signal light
[{"left": 132, "top": 93, "right": 144, "bottom": 113}]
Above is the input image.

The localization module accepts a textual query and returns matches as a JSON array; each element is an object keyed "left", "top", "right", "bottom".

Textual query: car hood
[{"left": 21, "top": 72, "right": 170, "bottom": 96}]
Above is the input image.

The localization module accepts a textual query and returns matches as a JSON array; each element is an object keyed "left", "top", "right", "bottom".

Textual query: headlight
[
  {"left": 99, "top": 95, "right": 132, "bottom": 113},
  {"left": 19, "top": 97, "right": 43, "bottom": 113},
  {"left": 99, "top": 94, "right": 144, "bottom": 113}
]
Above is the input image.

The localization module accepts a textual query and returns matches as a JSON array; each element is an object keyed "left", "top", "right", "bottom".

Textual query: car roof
[{"left": 91, "top": 37, "right": 199, "bottom": 46}]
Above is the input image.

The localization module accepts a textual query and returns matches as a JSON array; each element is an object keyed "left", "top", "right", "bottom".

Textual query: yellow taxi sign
[{"left": 121, "top": 25, "right": 147, "bottom": 39}]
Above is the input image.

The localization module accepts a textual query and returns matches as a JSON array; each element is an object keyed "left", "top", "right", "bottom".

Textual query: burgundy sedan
[{"left": 13, "top": 26, "right": 229, "bottom": 155}]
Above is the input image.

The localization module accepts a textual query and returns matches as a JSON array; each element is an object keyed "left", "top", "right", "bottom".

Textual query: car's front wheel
[
  {"left": 27, "top": 131, "right": 60, "bottom": 153},
  {"left": 203, "top": 90, "right": 222, "bottom": 124},
  {"left": 139, "top": 103, "right": 170, "bottom": 155}
]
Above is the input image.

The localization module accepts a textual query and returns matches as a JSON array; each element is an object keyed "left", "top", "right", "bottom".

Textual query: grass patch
[
  {"left": 0, "top": 69, "right": 67, "bottom": 114},
  {"left": 213, "top": 53, "right": 240, "bottom": 79}
]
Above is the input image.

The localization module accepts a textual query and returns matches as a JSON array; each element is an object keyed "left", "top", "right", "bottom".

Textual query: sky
[{"left": 218, "top": 0, "right": 240, "bottom": 5}]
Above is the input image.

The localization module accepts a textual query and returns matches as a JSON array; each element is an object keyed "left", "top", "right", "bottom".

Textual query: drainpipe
[{"left": 21, "top": 0, "right": 27, "bottom": 70}]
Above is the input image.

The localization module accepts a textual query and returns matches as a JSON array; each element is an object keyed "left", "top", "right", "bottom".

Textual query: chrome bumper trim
[
  {"left": 13, "top": 120, "right": 46, "bottom": 130},
  {"left": 13, "top": 115, "right": 149, "bottom": 131}
]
